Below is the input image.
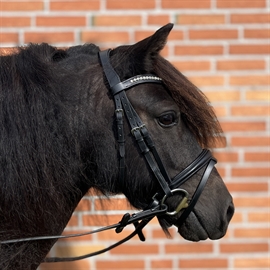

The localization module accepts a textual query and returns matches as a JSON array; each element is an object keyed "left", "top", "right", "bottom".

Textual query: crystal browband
[{"left": 111, "top": 74, "right": 163, "bottom": 96}]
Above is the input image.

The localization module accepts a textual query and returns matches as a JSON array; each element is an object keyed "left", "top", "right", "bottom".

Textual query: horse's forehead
[{"left": 127, "top": 84, "right": 174, "bottom": 106}]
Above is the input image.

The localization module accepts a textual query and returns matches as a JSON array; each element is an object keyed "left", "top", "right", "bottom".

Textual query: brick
[
  {"left": 245, "top": 90, "right": 269, "bottom": 101},
  {"left": 166, "top": 243, "right": 213, "bottom": 253},
  {"left": 231, "top": 105, "right": 270, "bottom": 116},
  {"left": 189, "top": 29, "right": 238, "bottom": 40},
  {"left": 55, "top": 244, "right": 105, "bottom": 258},
  {"left": 96, "top": 260, "right": 144, "bottom": 269},
  {"left": 230, "top": 75, "right": 270, "bottom": 85},
  {"left": 67, "top": 215, "right": 78, "bottom": 227},
  {"left": 148, "top": 216, "right": 160, "bottom": 225},
  {"left": 234, "top": 197, "right": 270, "bottom": 207},
  {"left": 162, "top": 0, "right": 211, "bottom": 9},
  {"left": 0, "top": 1, "right": 43, "bottom": 11},
  {"left": 160, "top": 46, "right": 169, "bottom": 58},
  {"left": 245, "top": 152, "right": 269, "bottom": 162},
  {"left": 189, "top": 75, "right": 224, "bottom": 86},
  {"left": 213, "top": 106, "right": 227, "bottom": 117},
  {"left": 81, "top": 31, "right": 129, "bottom": 43},
  {"left": 111, "top": 244, "right": 159, "bottom": 255},
  {"left": 39, "top": 259, "right": 90, "bottom": 270},
  {"left": 221, "top": 121, "right": 266, "bottom": 132},
  {"left": 217, "top": 59, "right": 265, "bottom": 70},
  {"left": 0, "top": 16, "right": 31, "bottom": 27},
  {"left": 231, "top": 13, "right": 270, "bottom": 24},
  {"left": 93, "top": 15, "right": 141, "bottom": 26},
  {"left": 94, "top": 197, "right": 134, "bottom": 211},
  {"left": 213, "top": 152, "right": 239, "bottom": 162},
  {"left": 171, "top": 60, "right": 211, "bottom": 71},
  {"left": 220, "top": 243, "right": 268, "bottom": 253},
  {"left": 97, "top": 228, "right": 135, "bottom": 241},
  {"left": 147, "top": 15, "right": 171, "bottom": 25},
  {"left": 234, "top": 257, "right": 270, "bottom": 268},
  {"left": 204, "top": 90, "right": 240, "bottom": 102},
  {"left": 180, "top": 259, "right": 228, "bottom": 268},
  {"left": 177, "top": 14, "right": 225, "bottom": 25},
  {"left": 106, "top": 0, "right": 155, "bottom": 9},
  {"left": 232, "top": 167, "right": 269, "bottom": 177},
  {"left": 152, "top": 227, "right": 175, "bottom": 239},
  {"left": 217, "top": 0, "right": 266, "bottom": 8},
  {"left": 50, "top": 1, "right": 100, "bottom": 11},
  {"left": 216, "top": 167, "right": 225, "bottom": 177},
  {"left": 151, "top": 259, "right": 173, "bottom": 269},
  {"left": 75, "top": 198, "right": 91, "bottom": 211},
  {"left": 36, "top": 16, "right": 86, "bottom": 27},
  {"left": 231, "top": 212, "right": 243, "bottom": 223},
  {"left": 226, "top": 182, "right": 268, "bottom": 192},
  {"left": 175, "top": 45, "right": 223, "bottom": 55},
  {"left": 0, "top": 32, "right": 18, "bottom": 43},
  {"left": 231, "top": 136, "right": 270, "bottom": 146},
  {"left": 234, "top": 228, "right": 269, "bottom": 238},
  {"left": 83, "top": 214, "right": 123, "bottom": 226},
  {"left": 230, "top": 44, "right": 270, "bottom": 54},
  {"left": 24, "top": 32, "right": 74, "bottom": 43},
  {"left": 244, "top": 29, "right": 270, "bottom": 39},
  {"left": 248, "top": 212, "right": 270, "bottom": 222}
]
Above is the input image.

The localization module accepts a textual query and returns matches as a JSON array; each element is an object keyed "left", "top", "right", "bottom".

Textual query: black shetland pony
[{"left": 0, "top": 24, "right": 234, "bottom": 269}]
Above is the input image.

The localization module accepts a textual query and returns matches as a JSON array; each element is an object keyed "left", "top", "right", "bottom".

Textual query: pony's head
[{"left": 93, "top": 24, "right": 234, "bottom": 241}]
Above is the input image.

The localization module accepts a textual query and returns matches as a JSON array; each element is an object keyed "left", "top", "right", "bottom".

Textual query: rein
[{"left": 0, "top": 49, "right": 217, "bottom": 263}]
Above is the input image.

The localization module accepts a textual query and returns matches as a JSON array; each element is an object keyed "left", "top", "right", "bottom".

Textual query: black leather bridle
[
  {"left": 0, "top": 49, "right": 217, "bottom": 263},
  {"left": 98, "top": 49, "right": 217, "bottom": 222}
]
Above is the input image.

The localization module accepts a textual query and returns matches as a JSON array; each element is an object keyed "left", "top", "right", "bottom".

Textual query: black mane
[{"left": 0, "top": 43, "right": 107, "bottom": 238}]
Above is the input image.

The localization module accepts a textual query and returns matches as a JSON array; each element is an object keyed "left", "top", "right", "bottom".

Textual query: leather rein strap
[{"left": 0, "top": 49, "right": 217, "bottom": 263}]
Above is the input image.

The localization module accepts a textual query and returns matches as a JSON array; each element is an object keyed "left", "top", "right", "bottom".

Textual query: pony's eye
[{"left": 158, "top": 112, "right": 176, "bottom": 127}]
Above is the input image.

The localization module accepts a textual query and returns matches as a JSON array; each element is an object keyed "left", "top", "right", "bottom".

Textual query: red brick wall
[{"left": 1, "top": 1, "right": 269, "bottom": 269}]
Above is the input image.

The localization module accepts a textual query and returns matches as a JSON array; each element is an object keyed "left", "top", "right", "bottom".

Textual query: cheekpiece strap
[
  {"left": 99, "top": 49, "right": 121, "bottom": 88},
  {"left": 98, "top": 49, "right": 172, "bottom": 197}
]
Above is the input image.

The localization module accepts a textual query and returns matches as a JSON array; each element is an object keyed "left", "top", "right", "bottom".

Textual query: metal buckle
[
  {"left": 115, "top": 108, "right": 123, "bottom": 114},
  {"left": 131, "top": 124, "right": 145, "bottom": 136},
  {"left": 161, "top": 189, "right": 189, "bottom": 216}
]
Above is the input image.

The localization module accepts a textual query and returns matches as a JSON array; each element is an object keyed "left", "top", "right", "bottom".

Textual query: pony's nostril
[{"left": 226, "top": 201, "right": 235, "bottom": 222}]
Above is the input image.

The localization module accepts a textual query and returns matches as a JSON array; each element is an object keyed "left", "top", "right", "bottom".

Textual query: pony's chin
[
  {"left": 158, "top": 212, "right": 209, "bottom": 242},
  {"left": 176, "top": 212, "right": 209, "bottom": 242}
]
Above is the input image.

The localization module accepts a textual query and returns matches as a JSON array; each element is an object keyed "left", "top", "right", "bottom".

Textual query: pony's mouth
[{"left": 158, "top": 205, "right": 211, "bottom": 242}]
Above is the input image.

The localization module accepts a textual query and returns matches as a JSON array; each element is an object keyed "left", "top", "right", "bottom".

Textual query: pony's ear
[
  {"left": 111, "top": 23, "right": 173, "bottom": 76},
  {"left": 129, "top": 23, "right": 173, "bottom": 70}
]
